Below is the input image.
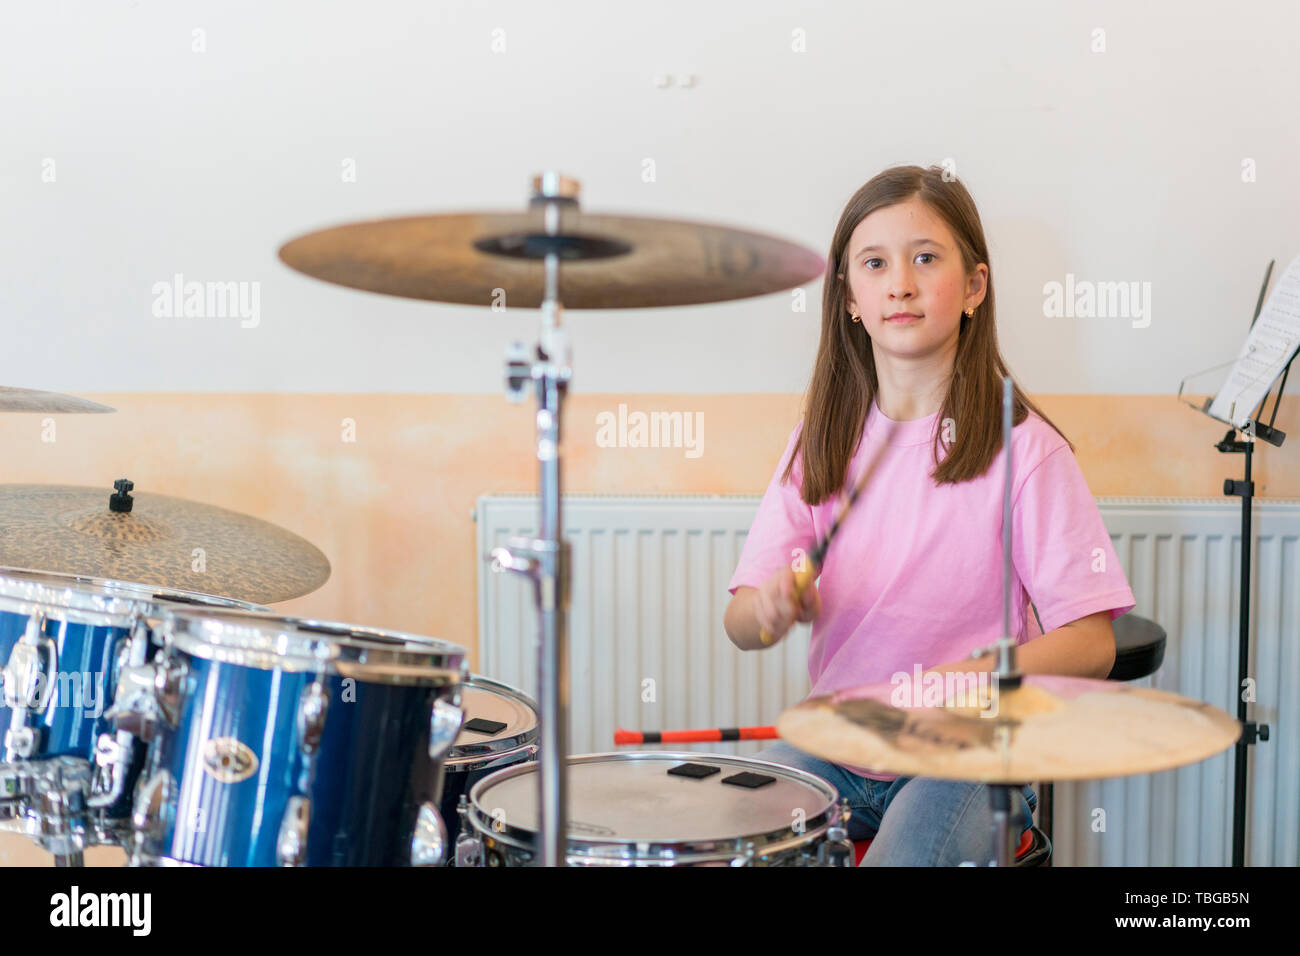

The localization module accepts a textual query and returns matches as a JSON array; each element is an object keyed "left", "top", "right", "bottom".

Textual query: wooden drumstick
[{"left": 758, "top": 421, "right": 896, "bottom": 646}]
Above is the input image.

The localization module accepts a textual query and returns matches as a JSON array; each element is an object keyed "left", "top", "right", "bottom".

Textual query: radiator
[{"left": 475, "top": 494, "right": 1300, "bottom": 866}]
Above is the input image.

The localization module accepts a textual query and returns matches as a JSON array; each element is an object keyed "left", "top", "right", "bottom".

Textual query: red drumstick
[{"left": 614, "top": 726, "right": 778, "bottom": 745}]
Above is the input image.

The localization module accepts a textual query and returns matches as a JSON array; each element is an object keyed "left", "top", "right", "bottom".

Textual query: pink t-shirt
[{"left": 727, "top": 400, "right": 1136, "bottom": 779}]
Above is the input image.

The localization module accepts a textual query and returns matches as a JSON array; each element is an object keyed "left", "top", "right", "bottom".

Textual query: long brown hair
[{"left": 782, "top": 165, "right": 1071, "bottom": 504}]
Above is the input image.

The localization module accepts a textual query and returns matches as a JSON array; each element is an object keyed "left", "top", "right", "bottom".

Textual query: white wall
[{"left": 3, "top": 0, "right": 1297, "bottom": 394}]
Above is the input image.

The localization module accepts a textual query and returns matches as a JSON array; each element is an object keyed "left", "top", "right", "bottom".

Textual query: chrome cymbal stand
[
  {"left": 972, "top": 376, "right": 1025, "bottom": 867},
  {"left": 489, "top": 172, "right": 578, "bottom": 867}
]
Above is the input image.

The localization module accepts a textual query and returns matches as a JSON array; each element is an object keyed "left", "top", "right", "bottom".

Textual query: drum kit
[{"left": 0, "top": 173, "right": 1241, "bottom": 868}]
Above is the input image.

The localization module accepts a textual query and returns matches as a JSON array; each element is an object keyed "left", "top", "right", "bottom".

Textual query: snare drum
[
  {"left": 0, "top": 567, "right": 263, "bottom": 847},
  {"left": 130, "top": 609, "right": 467, "bottom": 866},
  {"left": 439, "top": 674, "right": 538, "bottom": 858},
  {"left": 464, "top": 751, "right": 839, "bottom": 866}
]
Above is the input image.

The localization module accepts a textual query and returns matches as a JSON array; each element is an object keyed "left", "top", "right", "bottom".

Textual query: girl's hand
[{"left": 757, "top": 566, "right": 820, "bottom": 644}]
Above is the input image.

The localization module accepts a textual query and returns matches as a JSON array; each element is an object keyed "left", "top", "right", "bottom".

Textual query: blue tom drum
[
  {"left": 0, "top": 566, "right": 263, "bottom": 848},
  {"left": 129, "top": 609, "right": 467, "bottom": 866}
]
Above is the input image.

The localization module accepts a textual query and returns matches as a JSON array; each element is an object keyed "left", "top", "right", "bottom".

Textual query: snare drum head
[
  {"left": 449, "top": 675, "right": 538, "bottom": 761},
  {"left": 472, "top": 752, "right": 836, "bottom": 845}
]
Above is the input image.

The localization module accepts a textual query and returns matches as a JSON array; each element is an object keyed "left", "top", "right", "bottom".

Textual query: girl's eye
[{"left": 863, "top": 253, "right": 935, "bottom": 269}]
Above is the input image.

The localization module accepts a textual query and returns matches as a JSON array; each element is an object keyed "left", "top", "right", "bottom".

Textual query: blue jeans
[{"left": 753, "top": 742, "right": 1038, "bottom": 866}]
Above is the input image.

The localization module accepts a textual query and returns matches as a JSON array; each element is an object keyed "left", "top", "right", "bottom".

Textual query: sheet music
[{"left": 1208, "top": 252, "right": 1300, "bottom": 427}]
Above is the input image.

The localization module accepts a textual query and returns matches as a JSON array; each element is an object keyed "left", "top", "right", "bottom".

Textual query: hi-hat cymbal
[
  {"left": 0, "top": 387, "right": 114, "bottom": 414},
  {"left": 0, "top": 483, "right": 330, "bottom": 605},
  {"left": 279, "top": 210, "right": 826, "bottom": 309},
  {"left": 777, "top": 674, "right": 1241, "bottom": 783}
]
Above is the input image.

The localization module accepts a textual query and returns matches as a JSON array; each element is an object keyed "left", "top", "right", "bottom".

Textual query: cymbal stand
[
  {"left": 489, "top": 172, "right": 576, "bottom": 867},
  {"left": 973, "top": 376, "right": 1025, "bottom": 867}
]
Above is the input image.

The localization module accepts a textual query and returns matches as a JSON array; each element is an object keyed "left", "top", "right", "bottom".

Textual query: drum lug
[
  {"left": 106, "top": 653, "right": 186, "bottom": 741},
  {"left": 2, "top": 614, "right": 55, "bottom": 760},
  {"left": 277, "top": 796, "right": 310, "bottom": 866},
  {"left": 453, "top": 795, "right": 481, "bottom": 867},
  {"left": 87, "top": 731, "right": 135, "bottom": 809},
  {"left": 296, "top": 681, "right": 329, "bottom": 754},
  {"left": 129, "top": 768, "right": 175, "bottom": 861},
  {"left": 410, "top": 801, "right": 447, "bottom": 866},
  {"left": 818, "top": 797, "right": 855, "bottom": 867},
  {"left": 427, "top": 697, "right": 464, "bottom": 760}
]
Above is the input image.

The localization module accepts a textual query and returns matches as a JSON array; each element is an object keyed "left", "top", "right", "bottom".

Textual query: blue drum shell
[{"left": 151, "top": 652, "right": 451, "bottom": 866}]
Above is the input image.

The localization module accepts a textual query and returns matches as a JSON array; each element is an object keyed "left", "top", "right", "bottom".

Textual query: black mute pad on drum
[
  {"left": 463, "top": 718, "right": 508, "bottom": 735},
  {"left": 721, "top": 772, "right": 776, "bottom": 789},
  {"left": 668, "top": 763, "right": 721, "bottom": 779}
]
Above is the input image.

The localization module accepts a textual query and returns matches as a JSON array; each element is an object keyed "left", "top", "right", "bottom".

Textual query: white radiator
[{"left": 475, "top": 494, "right": 1300, "bottom": 866}]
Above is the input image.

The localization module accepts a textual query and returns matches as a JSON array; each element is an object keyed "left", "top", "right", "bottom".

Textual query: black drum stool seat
[{"left": 1036, "top": 612, "right": 1167, "bottom": 864}]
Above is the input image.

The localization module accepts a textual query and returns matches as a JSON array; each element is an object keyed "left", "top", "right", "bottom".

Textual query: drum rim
[
  {"left": 447, "top": 673, "right": 539, "bottom": 761},
  {"left": 0, "top": 565, "right": 266, "bottom": 627},
  {"left": 467, "top": 750, "right": 838, "bottom": 857},
  {"left": 159, "top": 606, "right": 468, "bottom": 680}
]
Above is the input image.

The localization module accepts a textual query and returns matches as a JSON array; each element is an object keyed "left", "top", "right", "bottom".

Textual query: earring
[
  {"left": 850, "top": 312, "right": 861, "bottom": 323},
  {"left": 963, "top": 309, "right": 974, "bottom": 319}
]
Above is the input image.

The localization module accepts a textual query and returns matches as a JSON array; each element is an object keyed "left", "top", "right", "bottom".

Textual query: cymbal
[
  {"left": 0, "top": 387, "right": 114, "bottom": 414},
  {"left": 279, "top": 210, "right": 826, "bottom": 309},
  {"left": 777, "top": 674, "right": 1241, "bottom": 783},
  {"left": 0, "top": 483, "right": 330, "bottom": 605}
]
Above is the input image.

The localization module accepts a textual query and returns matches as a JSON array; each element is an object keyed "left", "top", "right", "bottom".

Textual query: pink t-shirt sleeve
[
  {"left": 727, "top": 425, "right": 815, "bottom": 595},
  {"left": 1012, "top": 443, "right": 1136, "bottom": 633}
]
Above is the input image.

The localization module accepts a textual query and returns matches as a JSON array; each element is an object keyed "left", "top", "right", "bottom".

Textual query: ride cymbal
[
  {"left": 777, "top": 674, "right": 1241, "bottom": 784},
  {"left": 279, "top": 210, "right": 826, "bottom": 309},
  {"left": 0, "top": 482, "right": 329, "bottom": 605}
]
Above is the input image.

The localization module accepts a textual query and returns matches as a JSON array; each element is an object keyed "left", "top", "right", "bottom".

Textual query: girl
[{"left": 723, "top": 165, "right": 1136, "bottom": 866}]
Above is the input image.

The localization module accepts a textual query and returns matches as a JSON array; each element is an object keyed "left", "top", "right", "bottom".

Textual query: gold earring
[
  {"left": 850, "top": 312, "right": 861, "bottom": 323},
  {"left": 963, "top": 309, "right": 974, "bottom": 319}
]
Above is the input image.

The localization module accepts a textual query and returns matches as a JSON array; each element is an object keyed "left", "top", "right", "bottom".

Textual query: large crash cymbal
[
  {"left": 0, "top": 483, "right": 330, "bottom": 605},
  {"left": 279, "top": 210, "right": 826, "bottom": 309},
  {"left": 777, "top": 674, "right": 1241, "bottom": 784},
  {"left": 0, "top": 387, "right": 114, "bottom": 414}
]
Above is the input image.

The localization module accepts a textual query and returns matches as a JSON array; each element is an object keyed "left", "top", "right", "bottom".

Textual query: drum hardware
[
  {"left": 817, "top": 799, "right": 855, "bottom": 867},
  {"left": 454, "top": 796, "right": 481, "bottom": 867},
  {"left": 276, "top": 796, "right": 310, "bottom": 867},
  {"left": 410, "top": 803, "right": 448, "bottom": 867},
  {"left": 0, "top": 386, "right": 114, "bottom": 415},
  {"left": 87, "top": 613, "right": 153, "bottom": 810},
  {"left": 2, "top": 611, "right": 55, "bottom": 761},
  {"left": 296, "top": 680, "right": 329, "bottom": 755},
  {"left": 103, "top": 649, "right": 187, "bottom": 741},
  {"left": 1, "top": 757, "right": 94, "bottom": 865},
  {"left": 127, "top": 769, "right": 175, "bottom": 865}
]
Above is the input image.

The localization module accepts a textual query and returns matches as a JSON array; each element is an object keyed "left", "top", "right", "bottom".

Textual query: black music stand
[{"left": 1180, "top": 259, "right": 1296, "bottom": 867}]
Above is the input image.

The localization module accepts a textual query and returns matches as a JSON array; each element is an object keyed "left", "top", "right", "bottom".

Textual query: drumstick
[
  {"left": 758, "top": 419, "right": 896, "bottom": 645},
  {"left": 614, "top": 726, "right": 778, "bottom": 745}
]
